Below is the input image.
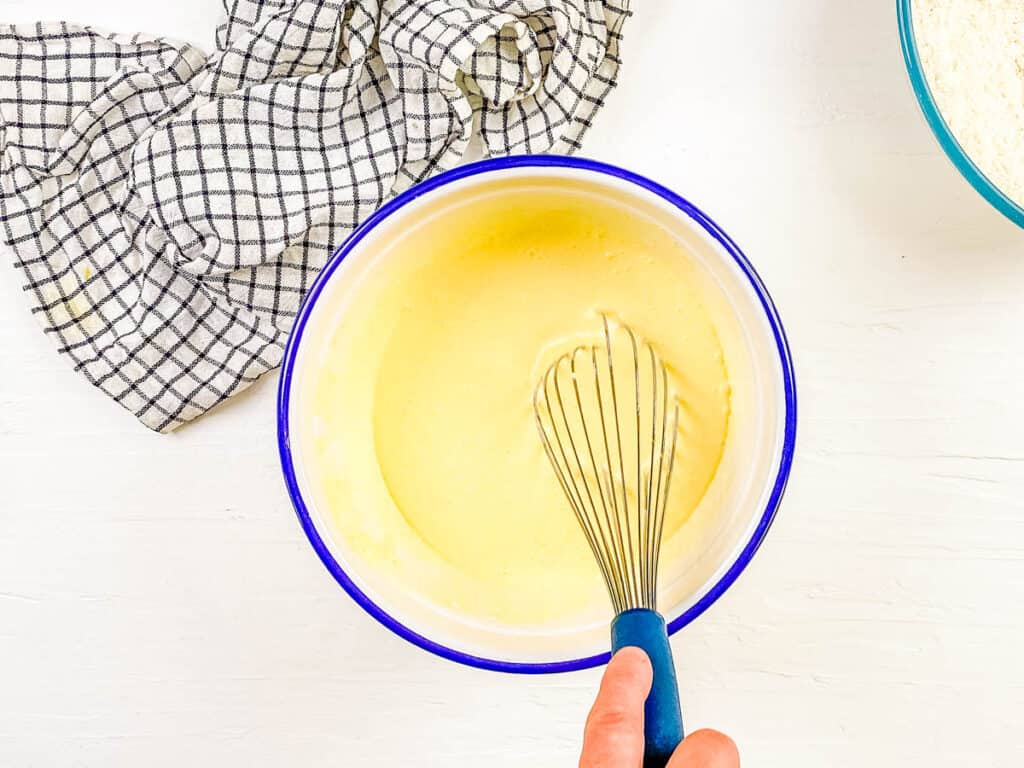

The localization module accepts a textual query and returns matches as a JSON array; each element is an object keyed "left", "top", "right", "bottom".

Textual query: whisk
[{"left": 534, "top": 316, "right": 684, "bottom": 767}]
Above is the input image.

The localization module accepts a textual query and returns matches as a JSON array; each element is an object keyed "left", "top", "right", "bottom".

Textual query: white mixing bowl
[{"left": 278, "top": 156, "right": 797, "bottom": 673}]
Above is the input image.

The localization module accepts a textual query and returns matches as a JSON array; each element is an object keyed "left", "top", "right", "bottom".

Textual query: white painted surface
[{"left": 2, "top": 2, "right": 1023, "bottom": 766}]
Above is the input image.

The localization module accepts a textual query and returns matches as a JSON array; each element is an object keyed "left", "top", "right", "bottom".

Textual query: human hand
[{"left": 579, "top": 647, "right": 739, "bottom": 767}]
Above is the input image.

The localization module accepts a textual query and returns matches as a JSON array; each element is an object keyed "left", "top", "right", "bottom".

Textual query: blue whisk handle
[{"left": 611, "top": 609, "right": 684, "bottom": 768}]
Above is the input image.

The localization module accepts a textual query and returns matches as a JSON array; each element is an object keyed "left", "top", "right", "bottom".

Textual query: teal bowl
[{"left": 897, "top": 0, "right": 1024, "bottom": 227}]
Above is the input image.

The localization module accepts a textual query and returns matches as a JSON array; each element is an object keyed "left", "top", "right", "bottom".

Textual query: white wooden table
[{"left": 3, "top": 2, "right": 1023, "bottom": 765}]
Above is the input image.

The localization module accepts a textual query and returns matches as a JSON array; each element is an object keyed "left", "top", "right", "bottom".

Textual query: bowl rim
[
  {"left": 897, "top": 0, "right": 1024, "bottom": 228},
  {"left": 277, "top": 155, "right": 798, "bottom": 674}
]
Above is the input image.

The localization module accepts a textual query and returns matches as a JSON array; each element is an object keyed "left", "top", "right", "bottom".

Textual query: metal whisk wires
[{"left": 534, "top": 317, "right": 679, "bottom": 615}]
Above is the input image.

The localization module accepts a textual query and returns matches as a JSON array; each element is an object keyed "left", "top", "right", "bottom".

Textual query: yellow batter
[{"left": 297, "top": 180, "right": 731, "bottom": 630}]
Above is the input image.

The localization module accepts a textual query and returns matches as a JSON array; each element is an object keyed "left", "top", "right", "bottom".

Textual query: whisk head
[{"left": 534, "top": 316, "right": 679, "bottom": 614}]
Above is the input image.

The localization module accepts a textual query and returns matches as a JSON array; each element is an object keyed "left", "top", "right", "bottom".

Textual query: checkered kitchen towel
[{"left": 0, "top": 1, "right": 629, "bottom": 432}]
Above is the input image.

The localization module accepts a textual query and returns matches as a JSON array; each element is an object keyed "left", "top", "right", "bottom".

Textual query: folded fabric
[{"left": 0, "top": 0, "right": 630, "bottom": 431}]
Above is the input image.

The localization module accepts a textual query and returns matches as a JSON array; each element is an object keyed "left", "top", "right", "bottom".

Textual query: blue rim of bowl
[
  {"left": 897, "top": 0, "right": 1024, "bottom": 227},
  {"left": 277, "top": 155, "right": 798, "bottom": 674}
]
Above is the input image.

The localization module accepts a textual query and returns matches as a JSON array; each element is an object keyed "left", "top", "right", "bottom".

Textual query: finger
[
  {"left": 666, "top": 729, "right": 740, "bottom": 768},
  {"left": 579, "top": 647, "right": 654, "bottom": 768}
]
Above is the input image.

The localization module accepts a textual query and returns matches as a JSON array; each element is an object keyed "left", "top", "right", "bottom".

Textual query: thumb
[
  {"left": 667, "top": 729, "right": 740, "bottom": 768},
  {"left": 579, "top": 647, "right": 654, "bottom": 768}
]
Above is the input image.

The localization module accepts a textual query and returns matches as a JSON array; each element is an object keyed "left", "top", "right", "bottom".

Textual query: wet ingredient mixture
[{"left": 297, "top": 182, "right": 731, "bottom": 629}]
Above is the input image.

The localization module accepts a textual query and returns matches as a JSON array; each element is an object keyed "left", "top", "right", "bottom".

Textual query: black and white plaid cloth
[{"left": 0, "top": 0, "right": 629, "bottom": 431}]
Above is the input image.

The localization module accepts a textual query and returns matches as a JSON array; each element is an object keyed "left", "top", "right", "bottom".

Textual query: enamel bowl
[{"left": 277, "top": 156, "right": 797, "bottom": 673}]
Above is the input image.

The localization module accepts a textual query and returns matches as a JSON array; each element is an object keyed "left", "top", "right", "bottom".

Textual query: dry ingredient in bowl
[{"left": 915, "top": 0, "right": 1024, "bottom": 206}]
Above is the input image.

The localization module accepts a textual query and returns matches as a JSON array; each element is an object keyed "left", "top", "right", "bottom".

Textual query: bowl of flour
[{"left": 898, "top": 0, "right": 1024, "bottom": 226}]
